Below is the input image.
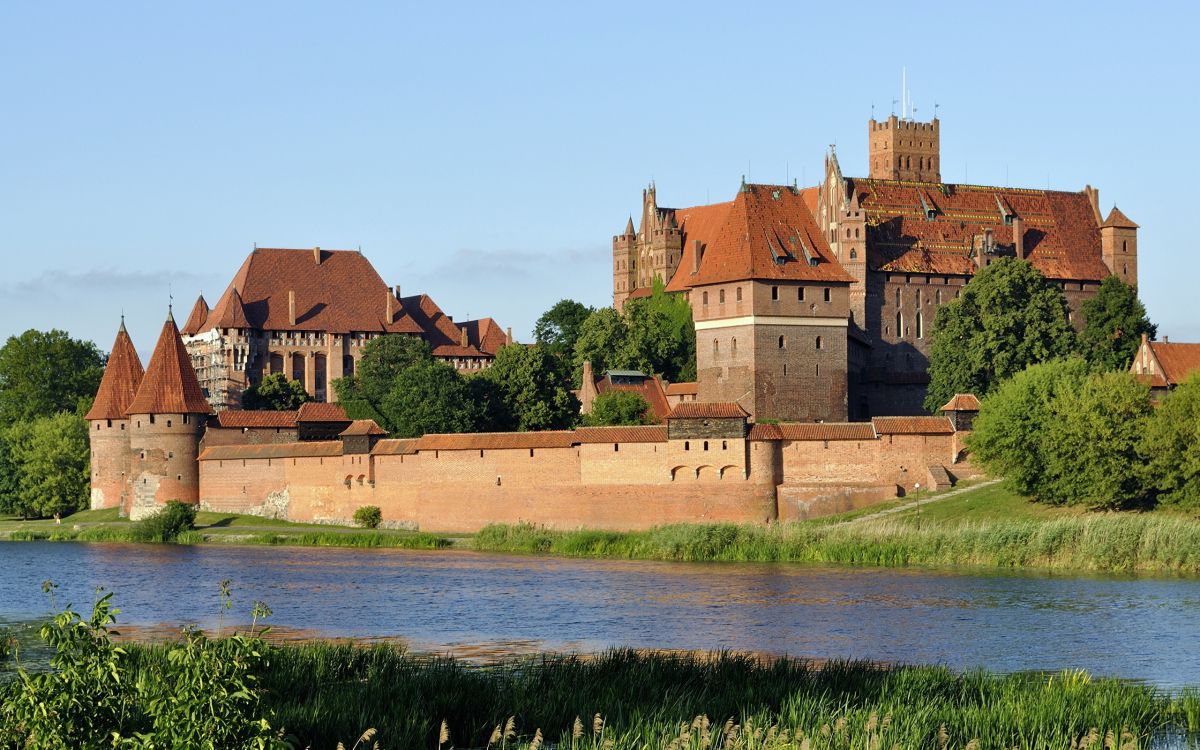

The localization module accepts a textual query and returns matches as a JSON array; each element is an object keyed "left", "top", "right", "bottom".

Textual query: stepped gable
[
  {"left": 199, "top": 248, "right": 425, "bottom": 335},
  {"left": 665, "top": 184, "right": 853, "bottom": 292},
  {"left": 85, "top": 320, "right": 145, "bottom": 421},
  {"left": 127, "top": 314, "right": 213, "bottom": 415},
  {"left": 852, "top": 179, "right": 1111, "bottom": 280},
  {"left": 180, "top": 295, "right": 209, "bottom": 336}
]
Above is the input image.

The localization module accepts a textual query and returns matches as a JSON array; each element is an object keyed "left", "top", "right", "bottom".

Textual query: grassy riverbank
[
  {"left": 473, "top": 484, "right": 1200, "bottom": 574},
  {"left": 118, "top": 643, "right": 1199, "bottom": 749}
]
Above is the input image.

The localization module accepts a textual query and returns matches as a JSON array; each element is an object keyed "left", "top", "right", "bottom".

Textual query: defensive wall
[{"left": 196, "top": 412, "right": 969, "bottom": 532}]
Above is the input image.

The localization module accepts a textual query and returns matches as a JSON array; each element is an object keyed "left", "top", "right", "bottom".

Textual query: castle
[
  {"left": 612, "top": 115, "right": 1138, "bottom": 417},
  {"left": 179, "top": 247, "right": 511, "bottom": 410}
]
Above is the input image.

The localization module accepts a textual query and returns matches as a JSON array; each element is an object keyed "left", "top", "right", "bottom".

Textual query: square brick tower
[{"left": 868, "top": 115, "right": 940, "bottom": 182}]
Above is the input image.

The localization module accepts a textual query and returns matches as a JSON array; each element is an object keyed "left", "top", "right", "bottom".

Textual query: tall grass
[
  {"left": 473, "top": 515, "right": 1200, "bottom": 573},
  {"left": 4, "top": 527, "right": 451, "bottom": 550},
  {"left": 114, "top": 643, "right": 1196, "bottom": 750}
]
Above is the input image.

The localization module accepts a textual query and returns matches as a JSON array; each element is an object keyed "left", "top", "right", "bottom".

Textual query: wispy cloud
[
  {"left": 411, "top": 246, "right": 605, "bottom": 281},
  {"left": 0, "top": 267, "right": 213, "bottom": 299}
]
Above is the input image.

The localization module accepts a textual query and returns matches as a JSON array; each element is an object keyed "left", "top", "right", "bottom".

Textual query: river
[{"left": 1, "top": 541, "right": 1198, "bottom": 689}]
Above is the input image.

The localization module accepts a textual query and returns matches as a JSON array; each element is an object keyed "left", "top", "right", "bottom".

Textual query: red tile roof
[
  {"left": 415, "top": 431, "right": 578, "bottom": 451},
  {"left": 851, "top": 180, "right": 1111, "bottom": 281},
  {"left": 400, "top": 293, "right": 491, "bottom": 358},
  {"left": 749, "top": 423, "right": 876, "bottom": 441},
  {"left": 371, "top": 439, "right": 419, "bottom": 456},
  {"left": 664, "top": 382, "right": 698, "bottom": 396},
  {"left": 295, "top": 402, "right": 349, "bottom": 422},
  {"left": 1101, "top": 206, "right": 1139, "bottom": 229},
  {"left": 460, "top": 317, "right": 510, "bottom": 356},
  {"left": 872, "top": 416, "right": 954, "bottom": 435},
  {"left": 180, "top": 295, "right": 209, "bottom": 336},
  {"left": 339, "top": 419, "right": 388, "bottom": 437},
  {"left": 665, "top": 185, "right": 854, "bottom": 291},
  {"left": 199, "top": 441, "right": 343, "bottom": 461},
  {"left": 573, "top": 425, "right": 667, "bottom": 443},
  {"left": 127, "top": 315, "right": 213, "bottom": 415},
  {"left": 939, "top": 393, "right": 981, "bottom": 412},
  {"left": 1148, "top": 341, "right": 1200, "bottom": 386},
  {"left": 209, "top": 287, "right": 251, "bottom": 329},
  {"left": 200, "top": 248, "right": 426, "bottom": 336},
  {"left": 594, "top": 374, "right": 671, "bottom": 422},
  {"left": 215, "top": 410, "right": 298, "bottom": 428},
  {"left": 85, "top": 322, "right": 145, "bottom": 420},
  {"left": 668, "top": 402, "right": 750, "bottom": 419}
]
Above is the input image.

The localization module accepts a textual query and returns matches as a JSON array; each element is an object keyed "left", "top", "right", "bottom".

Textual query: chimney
[
  {"left": 288, "top": 290, "right": 296, "bottom": 326},
  {"left": 1164, "top": 335, "right": 1170, "bottom": 344},
  {"left": 1012, "top": 217, "right": 1025, "bottom": 259},
  {"left": 313, "top": 247, "right": 322, "bottom": 265},
  {"left": 691, "top": 239, "right": 702, "bottom": 274},
  {"left": 505, "top": 327, "right": 513, "bottom": 345},
  {"left": 582, "top": 360, "right": 594, "bottom": 386},
  {"left": 386, "top": 293, "right": 394, "bottom": 323},
  {"left": 460, "top": 326, "right": 468, "bottom": 348},
  {"left": 394, "top": 285, "right": 401, "bottom": 300}
]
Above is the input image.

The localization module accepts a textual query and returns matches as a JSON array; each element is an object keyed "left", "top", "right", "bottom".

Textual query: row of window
[
  {"left": 682, "top": 440, "right": 728, "bottom": 451},
  {"left": 701, "top": 286, "right": 833, "bottom": 306},
  {"left": 710, "top": 334, "right": 824, "bottom": 357}
]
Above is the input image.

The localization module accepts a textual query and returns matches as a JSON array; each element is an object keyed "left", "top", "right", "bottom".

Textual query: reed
[
  {"left": 472, "top": 514, "right": 1200, "bottom": 573},
  {"left": 114, "top": 642, "right": 1194, "bottom": 750},
  {"left": 4, "top": 527, "right": 451, "bottom": 550}
]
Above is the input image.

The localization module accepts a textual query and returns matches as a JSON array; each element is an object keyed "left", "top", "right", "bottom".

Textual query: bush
[
  {"left": 132, "top": 500, "right": 197, "bottom": 542},
  {"left": 353, "top": 505, "right": 382, "bottom": 529}
]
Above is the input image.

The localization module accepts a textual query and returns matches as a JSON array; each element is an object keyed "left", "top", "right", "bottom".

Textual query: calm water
[{"left": 1, "top": 541, "right": 1199, "bottom": 688}]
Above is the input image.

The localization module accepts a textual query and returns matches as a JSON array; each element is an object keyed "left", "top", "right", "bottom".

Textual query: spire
[
  {"left": 624, "top": 216, "right": 635, "bottom": 236},
  {"left": 212, "top": 287, "right": 250, "bottom": 329},
  {"left": 181, "top": 294, "right": 210, "bottom": 336},
  {"left": 85, "top": 320, "right": 145, "bottom": 421},
  {"left": 126, "top": 313, "right": 213, "bottom": 415}
]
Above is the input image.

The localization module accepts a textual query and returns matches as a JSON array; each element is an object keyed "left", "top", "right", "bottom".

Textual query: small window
[
  {"left": 106, "top": 419, "right": 112, "bottom": 428},
  {"left": 719, "top": 289, "right": 725, "bottom": 303},
  {"left": 703, "top": 291, "right": 709, "bottom": 305},
  {"left": 613, "top": 444, "right": 619, "bottom": 452},
  {"left": 703, "top": 441, "right": 709, "bottom": 451},
  {"left": 149, "top": 414, "right": 155, "bottom": 425},
  {"left": 816, "top": 336, "right": 823, "bottom": 350},
  {"left": 736, "top": 287, "right": 743, "bottom": 301},
  {"left": 722, "top": 440, "right": 728, "bottom": 450},
  {"left": 713, "top": 339, "right": 719, "bottom": 356},
  {"left": 771, "top": 286, "right": 779, "bottom": 301},
  {"left": 917, "top": 311, "right": 924, "bottom": 339},
  {"left": 731, "top": 337, "right": 737, "bottom": 354},
  {"left": 798, "top": 287, "right": 805, "bottom": 301},
  {"left": 778, "top": 335, "right": 786, "bottom": 349},
  {"left": 824, "top": 288, "right": 831, "bottom": 302},
  {"left": 850, "top": 249, "right": 857, "bottom": 260},
  {"left": 684, "top": 441, "right": 690, "bottom": 451},
  {"left": 166, "top": 419, "right": 172, "bottom": 428}
]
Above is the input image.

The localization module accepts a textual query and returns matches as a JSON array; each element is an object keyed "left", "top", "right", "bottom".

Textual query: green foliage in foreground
[
  {"left": 352, "top": 505, "right": 382, "bottom": 529},
  {"left": 4, "top": 526, "right": 451, "bottom": 549},
  {"left": 3, "top": 412, "right": 90, "bottom": 519},
  {"left": 473, "top": 515, "right": 1200, "bottom": 573},
  {"left": 582, "top": 390, "right": 654, "bottom": 426},
  {"left": 130, "top": 500, "right": 197, "bottom": 542},
  {"left": 1142, "top": 373, "right": 1200, "bottom": 509},
  {"left": 241, "top": 373, "right": 311, "bottom": 411}
]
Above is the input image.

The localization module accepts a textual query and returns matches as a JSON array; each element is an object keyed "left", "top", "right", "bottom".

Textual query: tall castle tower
[
  {"left": 1100, "top": 205, "right": 1139, "bottom": 287},
  {"left": 124, "top": 310, "right": 213, "bottom": 520},
  {"left": 868, "top": 115, "right": 940, "bottom": 182},
  {"left": 613, "top": 216, "right": 637, "bottom": 309},
  {"left": 819, "top": 149, "right": 868, "bottom": 326},
  {"left": 612, "top": 183, "right": 683, "bottom": 308},
  {"left": 85, "top": 318, "right": 144, "bottom": 511}
]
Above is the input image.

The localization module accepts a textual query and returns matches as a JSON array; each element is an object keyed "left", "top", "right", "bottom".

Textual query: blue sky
[{"left": 1, "top": 1, "right": 1194, "bottom": 358}]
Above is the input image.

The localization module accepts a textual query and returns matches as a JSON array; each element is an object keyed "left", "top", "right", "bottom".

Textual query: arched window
[
  {"left": 703, "top": 441, "right": 709, "bottom": 451},
  {"left": 702, "top": 291, "right": 709, "bottom": 305},
  {"left": 850, "top": 249, "right": 857, "bottom": 260},
  {"left": 815, "top": 335, "right": 823, "bottom": 350},
  {"left": 916, "top": 288, "right": 922, "bottom": 306},
  {"left": 778, "top": 335, "right": 786, "bottom": 349},
  {"left": 935, "top": 289, "right": 942, "bottom": 305},
  {"left": 731, "top": 337, "right": 737, "bottom": 354},
  {"left": 684, "top": 441, "right": 690, "bottom": 451},
  {"left": 895, "top": 288, "right": 901, "bottom": 307},
  {"left": 896, "top": 312, "right": 903, "bottom": 338},
  {"left": 916, "top": 311, "right": 924, "bottom": 339},
  {"left": 855, "top": 227, "right": 860, "bottom": 239},
  {"left": 713, "top": 339, "right": 719, "bottom": 356}
]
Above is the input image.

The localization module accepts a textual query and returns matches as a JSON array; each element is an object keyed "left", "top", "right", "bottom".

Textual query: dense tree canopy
[
  {"left": 241, "top": 373, "right": 310, "bottom": 410},
  {"left": 969, "top": 360, "right": 1153, "bottom": 509},
  {"left": 1079, "top": 275, "right": 1156, "bottom": 372},
  {"left": 570, "top": 281, "right": 696, "bottom": 385},
  {"left": 478, "top": 345, "right": 579, "bottom": 431},
  {"left": 533, "top": 299, "right": 594, "bottom": 359},
  {"left": 0, "top": 330, "right": 105, "bottom": 428},
  {"left": 5, "top": 412, "right": 90, "bottom": 518},
  {"left": 1141, "top": 374, "right": 1200, "bottom": 508},
  {"left": 333, "top": 336, "right": 435, "bottom": 429},
  {"left": 380, "top": 360, "right": 481, "bottom": 438},
  {"left": 924, "top": 259, "right": 1077, "bottom": 412},
  {"left": 583, "top": 391, "right": 654, "bottom": 427}
]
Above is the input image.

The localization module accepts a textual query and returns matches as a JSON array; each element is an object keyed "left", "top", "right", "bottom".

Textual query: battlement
[{"left": 870, "top": 115, "right": 940, "bottom": 132}]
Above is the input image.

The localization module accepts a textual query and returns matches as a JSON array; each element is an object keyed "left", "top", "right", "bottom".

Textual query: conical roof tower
[
  {"left": 85, "top": 318, "right": 145, "bottom": 421},
  {"left": 127, "top": 311, "right": 213, "bottom": 415}
]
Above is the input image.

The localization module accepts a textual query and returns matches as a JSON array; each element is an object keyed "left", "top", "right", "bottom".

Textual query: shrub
[
  {"left": 353, "top": 505, "right": 383, "bottom": 529},
  {"left": 132, "top": 500, "right": 197, "bottom": 542}
]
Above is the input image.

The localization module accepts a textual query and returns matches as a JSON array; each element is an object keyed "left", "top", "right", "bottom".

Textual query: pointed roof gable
[
  {"left": 181, "top": 295, "right": 210, "bottom": 336},
  {"left": 210, "top": 286, "right": 251, "bottom": 329},
  {"left": 85, "top": 321, "right": 145, "bottom": 420},
  {"left": 1101, "top": 206, "right": 1139, "bottom": 229},
  {"left": 127, "top": 314, "right": 213, "bottom": 415}
]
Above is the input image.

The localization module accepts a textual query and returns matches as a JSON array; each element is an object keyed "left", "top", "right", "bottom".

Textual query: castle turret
[
  {"left": 85, "top": 318, "right": 144, "bottom": 511},
  {"left": 613, "top": 215, "right": 637, "bottom": 309},
  {"left": 1100, "top": 205, "right": 1139, "bottom": 287},
  {"left": 868, "top": 115, "right": 940, "bottom": 182},
  {"left": 125, "top": 310, "right": 213, "bottom": 520}
]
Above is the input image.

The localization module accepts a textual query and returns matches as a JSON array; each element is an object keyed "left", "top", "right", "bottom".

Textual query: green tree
[
  {"left": 924, "top": 258, "right": 1077, "bottom": 412},
  {"left": 0, "top": 329, "right": 105, "bottom": 428},
  {"left": 1043, "top": 370, "right": 1152, "bottom": 509},
  {"left": 6, "top": 412, "right": 90, "bottom": 518},
  {"left": 0, "top": 428, "right": 22, "bottom": 518},
  {"left": 1141, "top": 373, "right": 1200, "bottom": 508},
  {"left": 380, "top": 360, "right": 479, "bottom": 438},
  {"left": 534, "top": 299, "right": 594, "bottom": 358},
  {"left": 479, "top": 345, "right": 580, "bottom": 431},
  {"left": 622, "top": 280, "right": 696, "bottom": 382},
  {"left": 968, "top": 358, "right": 1092, "bottom": 498},
  {"left": 333, "top": 335, "right": 435, "bottom": 430},
  {"left": 573, "top": 307, "right": 630, "bottom": 381},
  {"left": 1079, "top": 275, "right": 1156, "bottom": 372},
  {"left": 583, "top": 391, "right": 654, "bottom": 426},
  {"left": 241, "top": 373, "right": 311, "bottom": 410}
]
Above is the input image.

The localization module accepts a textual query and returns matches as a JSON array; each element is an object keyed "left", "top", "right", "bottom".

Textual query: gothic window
[
  {"left": 778, "top": 335, "right": 786, "bottom": 349},
  {"left": 815, "top": 335, "right": 823, "bottom": 350},
  {"left": 850, "top": 249, "right": 857, "bottom": 260},
  {"left": 895, "top": 287, "right": 901, "bottom": 308},
  {"left": 855, "top": 227, "right": 860, "bottom": 239},
  {"left": 713, "top": 339, "right": 719, "bottom": 356},
  {"left": 731, "top": 338, "right": 737, "bottom": 354},
  {"left": 935, "top": 289, "right": 942, "bottom": 305},
  {"left": 916, "top": 311, "right": 924, "bottom": 339},
  {"left": 702, "top": 291, "right": 709, "bottom": 305},
  {"left": 896, "top": 312, "right": 903, "bottom": 337}
]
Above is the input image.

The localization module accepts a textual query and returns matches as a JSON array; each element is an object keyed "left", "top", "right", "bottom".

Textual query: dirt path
[{"left": 835, "top": 478, "right": 1003, "bottom": 526}]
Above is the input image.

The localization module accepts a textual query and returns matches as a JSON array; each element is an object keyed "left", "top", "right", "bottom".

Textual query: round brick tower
[
  {"left": 85, "top": 318, "right": 144, "bottom": 510},
  {"left": 125, "top": 310, "right": 213, "bottom": 520}
]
